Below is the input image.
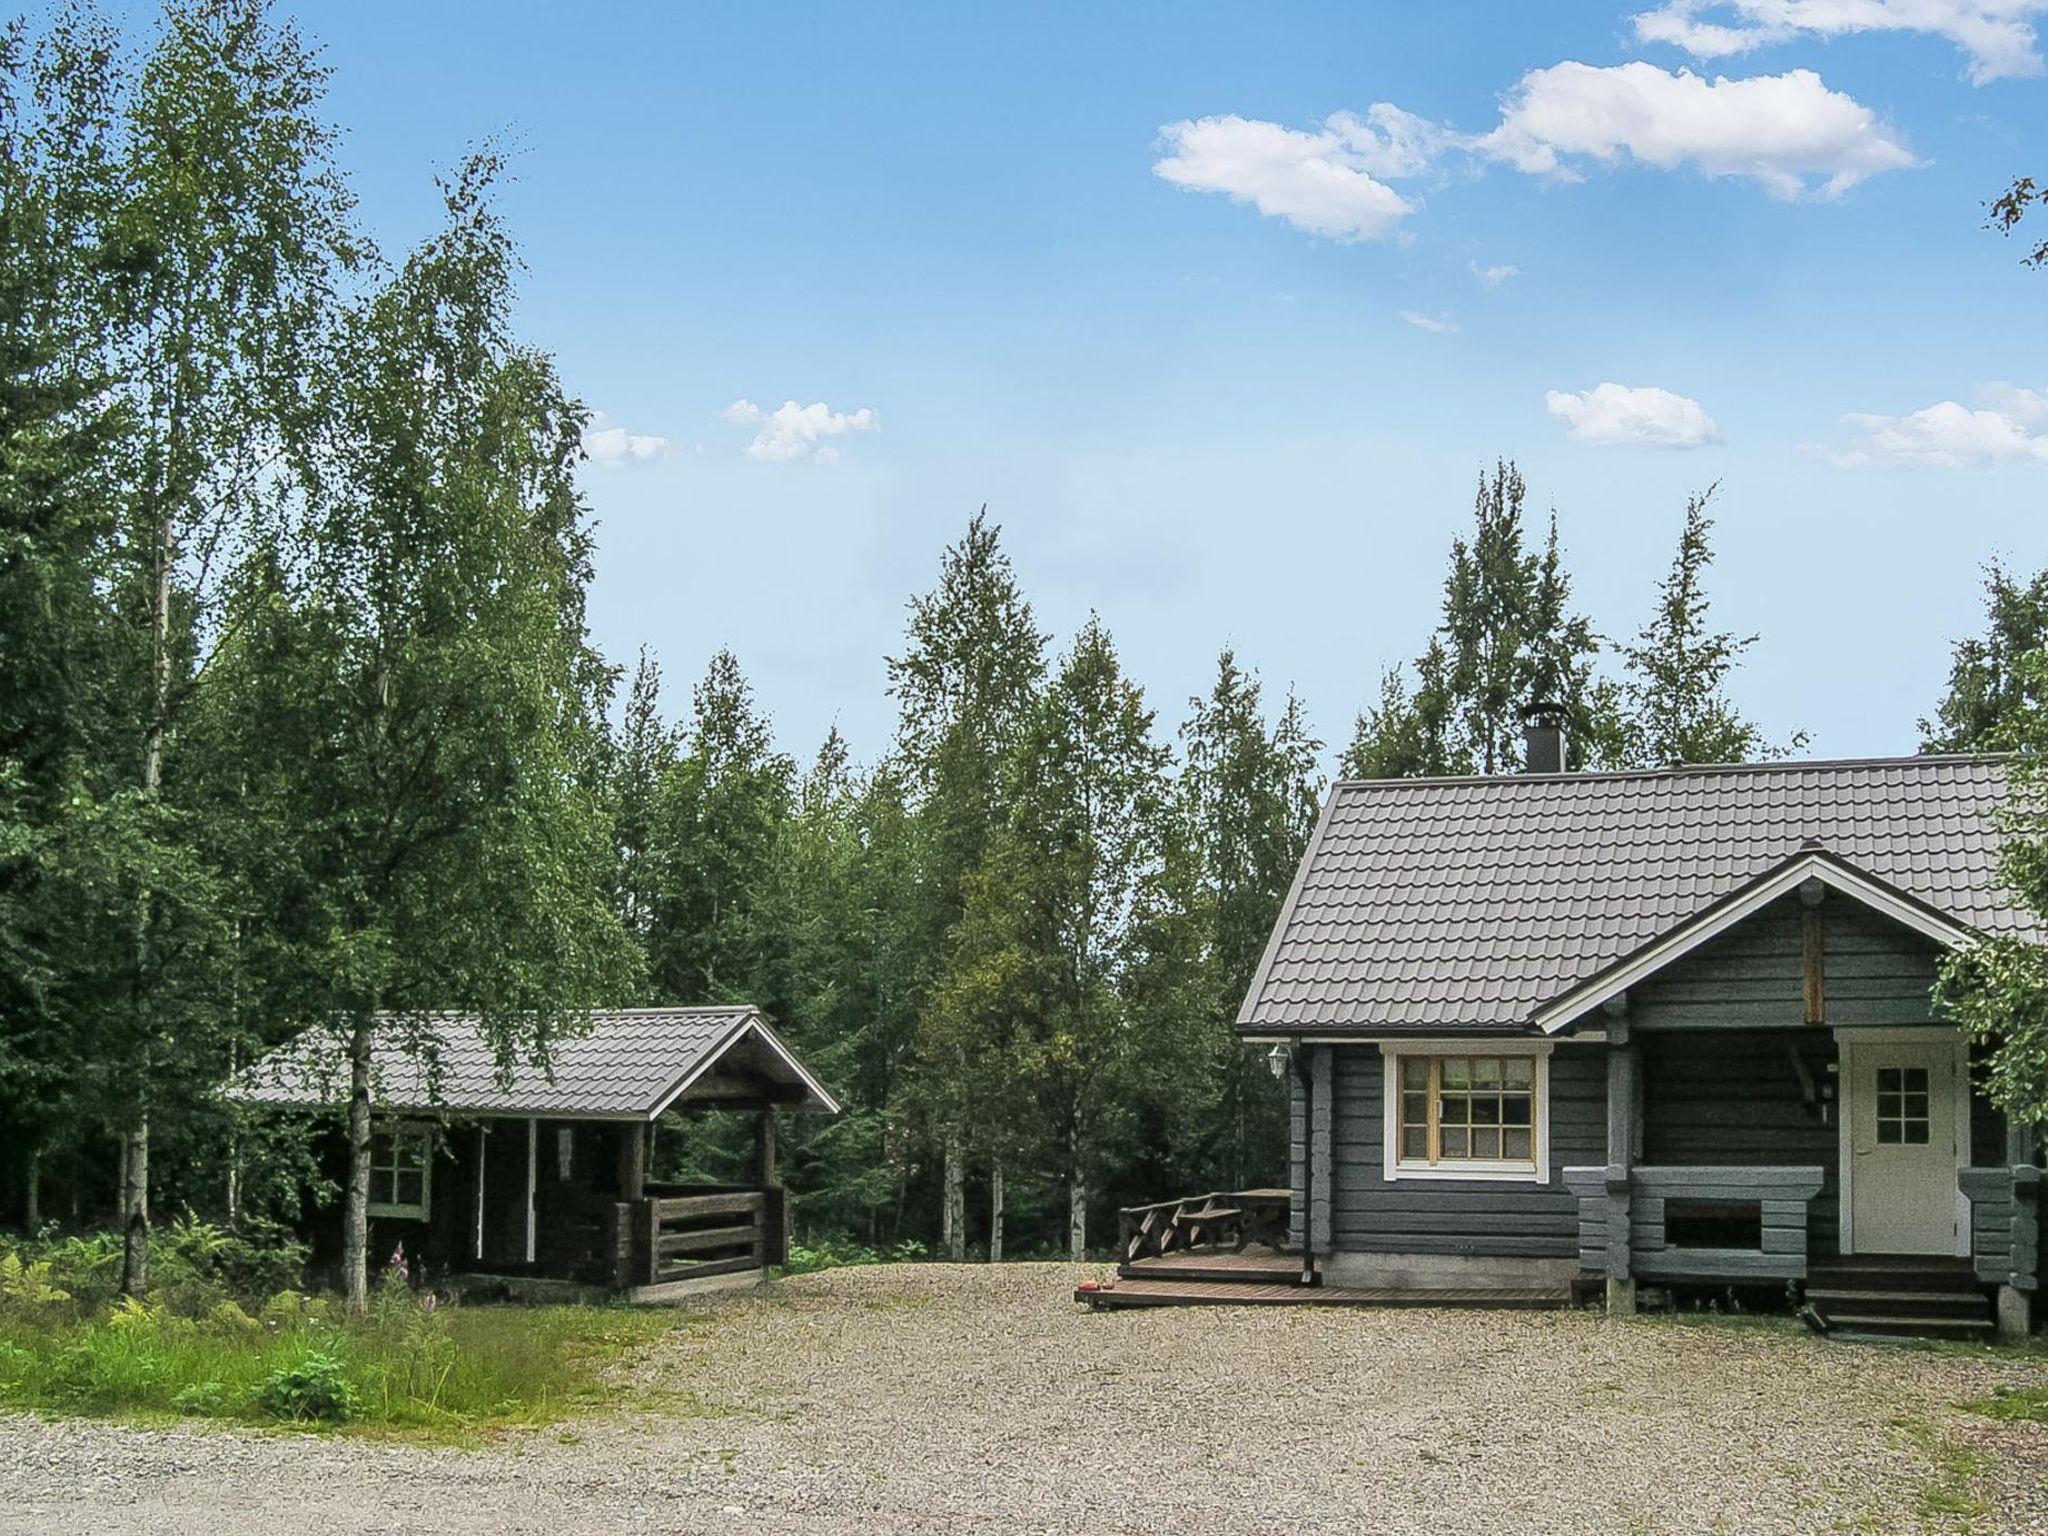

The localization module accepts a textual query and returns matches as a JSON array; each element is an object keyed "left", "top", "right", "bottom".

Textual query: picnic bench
[{"left": 1118, "top": 1188, "right": 1292, "bottom": 1264}]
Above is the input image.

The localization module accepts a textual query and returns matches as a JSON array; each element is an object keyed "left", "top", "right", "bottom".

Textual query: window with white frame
[
  {"left": 367, "top": 1127, "right": 432, "bottom": 1220},
  {"left": 1384, "top": 1048, "right": 1548, "bottom": 1180}
]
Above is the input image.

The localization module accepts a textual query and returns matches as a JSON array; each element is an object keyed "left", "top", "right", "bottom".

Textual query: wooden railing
[
  {"left": 1118, "top": 1190, "right": 1291, "bottom": 1264},
  {"left": 609, "top": 1184, "right": 787, "bottom": 1290},
  {"left": 1564, "top": 1165, "right": 1825, "bottom": 1283}
]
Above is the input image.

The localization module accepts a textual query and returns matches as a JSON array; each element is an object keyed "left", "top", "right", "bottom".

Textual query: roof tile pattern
[
  {"left": 1238, "top": 757, "right": 2029, "bottom": 1035},
  {"left": 237, "top": 1006, "right": 759, "bottom": 1117}
]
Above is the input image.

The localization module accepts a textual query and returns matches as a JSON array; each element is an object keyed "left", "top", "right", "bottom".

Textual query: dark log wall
[
  {"left": 1640, "top": 1030, "right": 1842, "bottom": 1256},
  {"left": 1629, "top": 893, "right": 1949, "bottom": 1032},
  {"left": 1293, "top": 1044, "right": 1607, "bottom": 1258}
]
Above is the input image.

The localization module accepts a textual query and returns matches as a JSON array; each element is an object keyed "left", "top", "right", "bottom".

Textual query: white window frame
[
  {"left": 366, "top": 1124, "right": 433, "bottom": 1220},
  {"left": 1380, "top": 1041, "right": 1552, "bottom": 1184}
]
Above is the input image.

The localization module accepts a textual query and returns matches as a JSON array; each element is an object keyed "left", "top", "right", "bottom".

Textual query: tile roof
[
  {"left": 1237, "top": 755, "right": 2031, "bottom": 1037},
  {"left": 234, "top": 1006, "right": 838, "bottom": 1118}
]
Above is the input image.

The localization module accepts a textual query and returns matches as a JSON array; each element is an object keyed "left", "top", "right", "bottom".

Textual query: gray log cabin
[
  {"left": 236, "top": 1005, "right": 839, "bottom": 1301},
  {"left": 1237, "top": 719, "right": 2042, "bottom": 1341}
]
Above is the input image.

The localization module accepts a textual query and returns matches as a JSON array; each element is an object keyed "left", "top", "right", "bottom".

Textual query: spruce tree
[
  {"left": 1620, "top": 486, "right": 1792, "bottom": 767},
  {"left": 886, "top": 511, "right": 1046, "bottom": 1256},
  {"left": 1177, "top": 652, "right": 1323, "bottom": 1187},
  {"left": 1343, "top": 462, "right": 1606, "bottom": 778}
]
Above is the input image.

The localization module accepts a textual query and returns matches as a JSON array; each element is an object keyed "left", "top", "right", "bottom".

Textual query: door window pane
[{"left": 1874, "top": 1066, "right": 1930, "bottom": 1146}]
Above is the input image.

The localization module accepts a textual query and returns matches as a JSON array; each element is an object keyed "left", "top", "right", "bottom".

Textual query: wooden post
[
  {"left": 474, "top": 1124, "right": 488, "bottom": 1262},
  {"left": 524, "top": 1118, "right": 537, "bottom": 1266},
  {"left": 1800, "top": 878, "right": 1827, "bottom": 1026},
  {"left": 1606, "top": 1020, "right": 1637, "bottom": 1317},
  {"left": 754, "top": 1107, "right": 778, "bottom": 1188},
  {"left": 1305, "top": 1045, "right": 1332, "bottom": 1283},
  {"left": 616, "top": 1120, "right": 647, "bottom": 1201}
]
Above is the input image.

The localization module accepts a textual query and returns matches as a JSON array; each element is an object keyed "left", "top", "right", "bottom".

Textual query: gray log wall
[{"left": 1292, "top": 1043, "right": 1606, "bottom": 1258}]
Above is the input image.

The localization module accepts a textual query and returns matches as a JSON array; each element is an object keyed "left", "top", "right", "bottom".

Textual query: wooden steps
[{"left": 1804, "top": 1255, "right": 1994, "bottom": 1341}]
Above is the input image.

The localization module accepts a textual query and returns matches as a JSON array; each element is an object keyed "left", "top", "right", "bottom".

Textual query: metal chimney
[{"left": 1521, "top": 701, "right": 1566, "bottom": 774}]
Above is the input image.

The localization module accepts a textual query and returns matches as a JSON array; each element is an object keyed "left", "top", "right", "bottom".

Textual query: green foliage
[
  {"left": 1343, "top": 463, "right": 1613, "bottom": 778},
  {"left": 0, "top": 1257, "right": 673, "bottom": 1436},
  {"left": 782, "top": 1237, "right": 932, "bottom": 1274},
  {"left": 1989, "top": 173, "right": 2048, "bottom": 268},
  {"left": 253, "top": 1350, "right": 357, "bottom": 1423},
  {"left": 1922, "top": 561, "right": 2048, "bottom": 752},
  {"left": 1618, "top": 486, "right": 1799, "bottom": 768},
  {"left": 1938, "top": 656, "right": 2048, "bottom": 1127}
]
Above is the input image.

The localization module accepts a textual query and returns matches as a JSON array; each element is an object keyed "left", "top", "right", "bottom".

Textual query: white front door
[{"left": 1845, "top": 1034, "right": 1963, "bottom": 1255}]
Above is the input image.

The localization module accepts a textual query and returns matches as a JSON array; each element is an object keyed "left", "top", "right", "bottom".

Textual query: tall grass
[{"left": 0, "top": 1229, "right": 675, "bottom": 1437}]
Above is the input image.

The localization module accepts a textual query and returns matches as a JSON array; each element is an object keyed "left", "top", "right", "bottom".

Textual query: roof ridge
[{"left": 1332, "top": 751, "right": 2012, "bottom": 792}]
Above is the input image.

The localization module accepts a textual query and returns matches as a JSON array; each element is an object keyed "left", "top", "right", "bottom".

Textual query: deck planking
[{"left": 1079, "top": 1277, "right": 1575, "bottom": 1310}]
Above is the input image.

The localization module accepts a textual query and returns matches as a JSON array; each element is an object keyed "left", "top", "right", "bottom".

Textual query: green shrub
[
  {"left": 783, "top": 1236, "right": 930, "bottom": 1274},
  {"left": 169, "top": 1381, "right": 226, "bottom": 1415},
  {"left": 254, "top": 1352, "right": 357, "bottom": 1423}
]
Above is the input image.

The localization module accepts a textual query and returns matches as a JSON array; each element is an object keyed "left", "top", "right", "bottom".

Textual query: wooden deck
[
  {"left": 1079, "top": 1276, "right": 1575, "bottom": 1310},
  {"left": 1079, "top": 1243, "right": 1573, "bottom": 1311}
]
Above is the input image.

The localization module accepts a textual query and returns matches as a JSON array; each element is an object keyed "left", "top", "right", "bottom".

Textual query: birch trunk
[
  {"left": 342, "top": 1013, "right": 375, "bottom": 1314},
  {"left": 1067, "top": 1123, "right": 1086, "bottom": 1261},
  {"left": 23, "top": 1149, "right": 40, "bottom": 1229},
  {"left": 989, "top": 1157, "right": 1004, "bottom": 1264},
  {"left": 942, "top": 1129, "right": 965, "bottom": 1261},
  {"left": 119, "top": 1119, "right": 149, "bottom": 1294},
  {"left": 121, "top": 503, "right": 176, "bottom": 1298}
]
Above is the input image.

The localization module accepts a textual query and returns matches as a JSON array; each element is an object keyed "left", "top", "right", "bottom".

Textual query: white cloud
[
  {"left": 719, "top": 398, "right": 880, "bottom": 463},
  {"left": 1471, "top": 260, "right": 1521, "bottom": 286},
  {"left": 1151, "top": 110, "right": 1424, "bottom": 242},
  {"left": 582, "top": 411, "right": 669, "bottom": 466},
  {"left": 1633, "top": 1, "right": 2047, "bottom": 85},
  {"left": 1813, "top": 383, "right": 2048, "bottom": 467},
  {"left": 1398, "top": 309, "right": 1460, "bottom": 333},
  {"left": 1545, "top": 382, "right": 1723, "bottom": 447},
  {"left": 1475, "top": 61, "right": 1919, "bottom": 200},
  {"left": 1156, "top": 60, "right": 1913, "bottom": 250}
]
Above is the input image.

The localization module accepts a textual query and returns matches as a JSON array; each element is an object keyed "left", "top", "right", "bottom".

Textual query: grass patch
[
  {"left": 1962, "top": 1383, "right": 2048, "bottom": 1425},
  {"left": 1890, "top": 1413, "right": 1992, "bottom": 1528},
  {"left": 0, "top": 1264, "right": 676, "bottom": 1441}
]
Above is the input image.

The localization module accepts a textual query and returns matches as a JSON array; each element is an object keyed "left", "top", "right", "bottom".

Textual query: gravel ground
[{"left": 3, "top": 1263, "right": 2045, "bottom": 1536}]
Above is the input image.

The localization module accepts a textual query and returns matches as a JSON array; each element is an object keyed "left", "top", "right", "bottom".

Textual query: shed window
[
  {"left": 1384, "top": 1048, "right": 1549, "bottom": 1181},
  {"left": 367, "top": 1128, "right": 432, "bottom": 1220}
]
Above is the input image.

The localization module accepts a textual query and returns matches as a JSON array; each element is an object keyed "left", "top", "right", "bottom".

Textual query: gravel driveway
[{"left": 3, "top": 1263, "right": 2045, "bottom": 1535}]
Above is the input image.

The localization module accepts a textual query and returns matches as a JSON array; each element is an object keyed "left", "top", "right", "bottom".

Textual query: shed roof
[
  {"left": 1237, "top": 754, "right": 2029, "bottom": 1038},
  {"left": 234, "top": 1005, "right": 840, "bottom": 1120}
]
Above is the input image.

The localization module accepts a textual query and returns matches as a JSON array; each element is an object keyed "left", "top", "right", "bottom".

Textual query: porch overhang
[{"left": 1533, "top": 848, "right": 1978, "bottom": 1036}]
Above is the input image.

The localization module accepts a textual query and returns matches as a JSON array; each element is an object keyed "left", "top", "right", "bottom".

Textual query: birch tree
[
  {"left": 202, "top": 153, "right": 632, "bottom": 1311},
  {"left": 93, "top": 0, "right": 358, "bottom": 1293}
]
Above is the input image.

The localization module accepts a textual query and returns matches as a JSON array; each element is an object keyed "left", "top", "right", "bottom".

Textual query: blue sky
[{"left": 303, "top": 1, "right": 2048, "bottom": 767}]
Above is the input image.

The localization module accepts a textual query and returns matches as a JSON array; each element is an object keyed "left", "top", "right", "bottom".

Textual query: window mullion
[{"left": 1427, "top": 1058, "right": 1441, "bottom": 1165}]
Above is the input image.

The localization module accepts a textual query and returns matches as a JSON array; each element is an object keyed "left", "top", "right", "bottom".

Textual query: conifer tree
[
  {"left": 1177, "top": 652, "right": 1323, "bottom": 1187},
  {"left": 1620, "top": 486, "right": 1792, "bottom": 767},
  {"left": 886, "top": 511, "right": 1046, "bottom": 1256},
  {"left": 1344, "top": 462, "right": 1608, "bottom": 778}
]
